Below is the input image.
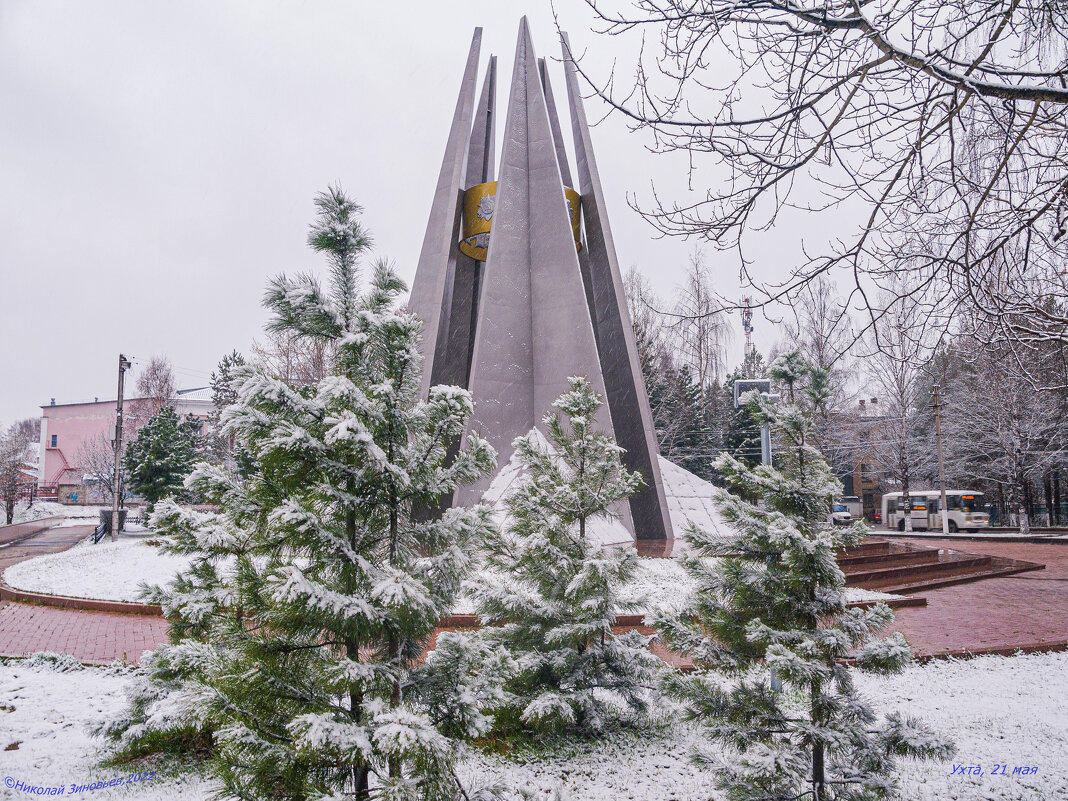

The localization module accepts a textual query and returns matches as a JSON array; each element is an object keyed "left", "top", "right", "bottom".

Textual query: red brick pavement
[
  {"left": 1, "top": 530, "right": 1064, "bottom": 667},
  {"left": 889, "top": 539, "right": 1068, "bottom": 657},
  {"left": 0, "top": 602, "right": 170, "bottom": 665}
]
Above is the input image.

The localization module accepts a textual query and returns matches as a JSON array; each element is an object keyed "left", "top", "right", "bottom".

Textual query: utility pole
[
  {"left": 933, "top": 384, "right": 950, "bottom": 536},
  {"left": 111, "top": 354, "right": 132, "bottom": 541}
]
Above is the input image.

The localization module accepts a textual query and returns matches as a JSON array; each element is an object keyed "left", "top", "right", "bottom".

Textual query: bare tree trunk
[
  {"left": 1019, "top": 479, "right": 1032, "bottom": 535},
  {"left": 811, "top": 676, "right": 826, "bottom": 800}
]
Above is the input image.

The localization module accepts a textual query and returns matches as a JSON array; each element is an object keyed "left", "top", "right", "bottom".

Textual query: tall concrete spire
[
  {"left": 439, "top": 56, "right": 497, "bottom": 389},
  {"left": 467, "top": 57, "right": 497, "bottom": 188},
  {"left": 408, "top": 29, "right": 482, "bottom": 397},
  {"left": 458, "top": 19, "right": 625, "bottom": 527},
  {"left": 562, "top": 32, "right": 673, "bottom": 540},
  {"left": 539, "top": 57, "right": 573, "bottom": 188}
]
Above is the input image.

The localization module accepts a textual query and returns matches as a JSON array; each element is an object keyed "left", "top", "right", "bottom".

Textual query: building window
[{"left": 50, "top": 434, "right": 57, "bottom": 448}]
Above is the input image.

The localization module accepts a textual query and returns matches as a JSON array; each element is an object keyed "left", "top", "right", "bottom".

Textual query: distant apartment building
[
  {"left": 846, "top": 397, "right": 886, "bottom": 521},
  {"left": 37, "top": 388, "right": 213, "bottom": 503}
]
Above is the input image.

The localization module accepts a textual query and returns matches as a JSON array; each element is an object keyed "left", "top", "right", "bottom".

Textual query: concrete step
[
  {"left": 838, "top": 537, "right": 1046, "bottom": 593},
  {"left": 838, "top": 548, "right": 941, "bottom": 570},
  {"left": 846, "top": 553, "right": 992, "bottom": 590},
  {"left": 879, "top": 560, "right": 1045, "bottom": 594},
  {"left": 838, "top": 540, "right": 892, "bottom": 557}
]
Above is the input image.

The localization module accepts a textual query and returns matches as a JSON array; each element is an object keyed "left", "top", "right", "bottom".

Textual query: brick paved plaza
[
  {"left": 1, "top": 529, "right": 1066, "bottom": 666},
  {"left": 889, "top": 539, "right": 1068, "bottom": 657},
  {"left": 0, "top": 602, "right": 169, "bottom": 665}
]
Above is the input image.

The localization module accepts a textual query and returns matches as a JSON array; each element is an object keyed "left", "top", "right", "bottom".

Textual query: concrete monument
[{"left": 409, "top": 19, "right": 672, "bottom": 541}]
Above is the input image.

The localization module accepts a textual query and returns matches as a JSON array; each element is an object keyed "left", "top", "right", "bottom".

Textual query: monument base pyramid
[{"left": 480, "top": 429, "right": 724, "bottom": 546}]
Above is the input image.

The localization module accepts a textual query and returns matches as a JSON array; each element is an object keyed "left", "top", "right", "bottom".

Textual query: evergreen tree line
[{"left": 625, "top": 264, "right": 769, "bottom": 485}]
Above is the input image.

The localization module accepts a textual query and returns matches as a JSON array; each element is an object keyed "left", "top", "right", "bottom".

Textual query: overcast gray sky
[{"left": 0, "top": 1, "right": 804, "bottom": 425}]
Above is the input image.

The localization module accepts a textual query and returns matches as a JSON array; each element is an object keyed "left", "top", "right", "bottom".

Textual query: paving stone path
[
  {"left": 0, "top": 601, "right": 169, "bottom": 665},
  {"left": 0, "top": 522, "right": 169, "bottom": 665},
  {"left": 889, "top": 539, "right": 1068, "bottom": 656}
]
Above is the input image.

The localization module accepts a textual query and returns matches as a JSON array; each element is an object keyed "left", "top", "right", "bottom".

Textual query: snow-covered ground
[
  {"left": 2, "top": 539, "right": 190, "bottom": 603},
  {"left": 2, "top": 650, "right": 1064, "bottom": 800},
  {"left": 461, "top": 650, "right": 1068, "bottom": 800},
  {"left": 11, "top": 501, "right": 104, "bottom": 524},
  {"left": 0, "top": 653, "right": 216, "bottom": 800}
]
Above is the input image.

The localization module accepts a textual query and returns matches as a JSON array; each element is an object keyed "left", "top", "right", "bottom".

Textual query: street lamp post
[
  {"left": 110, "top": 354, "right": 131, "bottom": 541},
  {"left": 933, "top": 385, "right": 950, "bottom": 536},
  {"left": 734, "top": 378, "right": 781, "bottom": 691}
]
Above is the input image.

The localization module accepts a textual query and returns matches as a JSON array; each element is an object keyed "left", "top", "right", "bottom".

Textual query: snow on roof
[
  {"left": 479, "top": 428, "right": 726, "bottom": 544},
  {"left": 174, "top": 386, "right": 211, "bottom": 401},
  {"left": 41, "top": 388, "right": 212, "bottom": 410}
]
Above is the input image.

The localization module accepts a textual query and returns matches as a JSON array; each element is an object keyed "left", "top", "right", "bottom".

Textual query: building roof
[
  {"left": 41, "top": 387, "right": 212, "bottom": 410},
  {"left": 175, "top": 387, "right": 212, "bottom": 402}
]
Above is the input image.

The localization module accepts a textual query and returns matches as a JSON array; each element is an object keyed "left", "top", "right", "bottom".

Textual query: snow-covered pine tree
[
  {"left": 471, "top": 376, "right": 662, "bottom": 736},
  {"left": 655, "top": 352, "right": 953, "bottom": 801},
  {"left": 206, "top": 349, "right": 247, "bottom": 464},
  {"left": 107, "top": 188, "right": 499, "bottom": 801},
  {"left": 123, "top": 405, "right": 201, "bottom": 507}
]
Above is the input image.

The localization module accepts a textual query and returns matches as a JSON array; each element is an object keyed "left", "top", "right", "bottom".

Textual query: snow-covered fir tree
[
  {"left": 123, "top": 406, "right": 201, "bottom": 507},
  {"left": 206, "top": 349, "right": 247, "bottom": 464},
  {"left": 471, "top": 376, "right": 662, "bottom": 736},
  {"left": 655, "top": 352, "right": 953, "bottom": 801},
  {"left": 106, "top": 187, "right": 499, "bottom": 801}
]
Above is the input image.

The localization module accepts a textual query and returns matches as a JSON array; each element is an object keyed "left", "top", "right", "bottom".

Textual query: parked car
[{"left": 831, "top": 504, "right": 853, "bottom": 525}]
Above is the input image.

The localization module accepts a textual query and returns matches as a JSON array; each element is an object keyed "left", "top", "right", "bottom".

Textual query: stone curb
[
  {"left": 0, "top": 581, "right": 163, "bottom": 616},
  {"left": 0, "top": 588, "right": 922, "bottom": 623},
  {"left": 888, "top": 533, "right": 1068, "bottom": 545},
  {"left": 914, "top": 639, "right": 1068, "bottom": 662}
]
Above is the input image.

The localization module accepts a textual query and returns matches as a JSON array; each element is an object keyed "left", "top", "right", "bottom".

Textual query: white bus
[{"left": 881, "top": 491, "right": 990, "bottom": 533}]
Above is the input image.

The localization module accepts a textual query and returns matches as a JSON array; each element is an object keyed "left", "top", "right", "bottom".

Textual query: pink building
[{"left": 38, "top": 388, "right": 213, "bottom": 503}]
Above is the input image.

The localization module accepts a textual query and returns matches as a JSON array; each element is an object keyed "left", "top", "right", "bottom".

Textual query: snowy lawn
[
  {"left": 11, "top": 501, "right": 108, "bottom": 524},
  {"left": 459, "top": 650, "right": 1068, "bottom": 800},
  {"left": 2, "top": 539, "right": 190, "bottom": 603},
  {"left": 4, "top": 539, "right": 897, "bottom": 609},
  {"left": 0, "top": 653, "right": 215, "bottom": 800},
  {"left": 1, "top": 650, "right": 1063, "bottom": 800}
]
